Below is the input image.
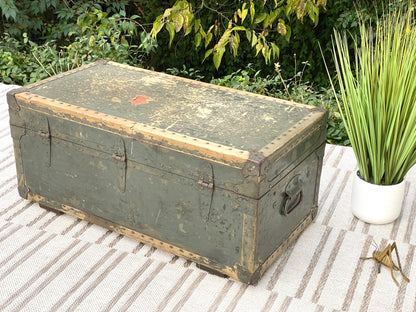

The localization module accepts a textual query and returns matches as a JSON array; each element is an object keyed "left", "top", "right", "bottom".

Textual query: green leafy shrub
[
  {"left": 150, "top": 0, "right": 327, "bottom": 70},
  {"left": 166, "top": 65, "right": 205, "bottom": 81},
  {"left": 0, "top": 34, "right": 50, "bottom": 84},
  {"left": 69, "top": 9, "right": 142, "bottom": 63},
  {"left": 0, "top": 8, "right": 147, "bottom": 85},
  {"left": 0, "top": 0, "right": 133, "bottom": 41}
]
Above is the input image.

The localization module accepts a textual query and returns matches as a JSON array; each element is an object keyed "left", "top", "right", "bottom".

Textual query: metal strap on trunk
[
  {"left": 37, "top": 115, "right": 51, "bottom": 167},
  {"left": 112, "top": 136, "right": 127, "bottom": 193},
  {"left": 198, "top": 162, "right": 215, "bottom": 223}
]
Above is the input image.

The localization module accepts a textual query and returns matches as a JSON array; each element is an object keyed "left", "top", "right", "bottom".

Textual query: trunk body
[{"left": 7, "top": 60, "right": 327, "bottom": 284}]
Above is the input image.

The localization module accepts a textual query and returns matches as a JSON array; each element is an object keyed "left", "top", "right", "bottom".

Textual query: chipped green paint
[{"left": 7, "top": 60, "right": 327, "bottom": 284}]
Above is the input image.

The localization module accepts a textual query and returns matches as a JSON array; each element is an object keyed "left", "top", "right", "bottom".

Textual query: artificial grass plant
[{"left": 330, "top": 6, "right": 416, "bottom": 185}]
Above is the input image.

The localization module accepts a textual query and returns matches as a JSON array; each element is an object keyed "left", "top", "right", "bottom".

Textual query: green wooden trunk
[{"left": 7, "top": 60, "right": 327, "bottom": 284}]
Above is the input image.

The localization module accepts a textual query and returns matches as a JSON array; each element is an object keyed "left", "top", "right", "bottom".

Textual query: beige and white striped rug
[{"left": 1, "top": 83, "right": 415, "bottom": 312}]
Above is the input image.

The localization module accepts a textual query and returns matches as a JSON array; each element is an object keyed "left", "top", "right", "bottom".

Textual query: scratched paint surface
[{"left": 28, "top": 63, "right": 311, "bottom": 150}]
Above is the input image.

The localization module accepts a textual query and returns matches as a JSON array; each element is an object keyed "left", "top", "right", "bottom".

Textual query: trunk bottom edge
[{"left": 26, "top": 193, "right": 259, "bottom": 283}]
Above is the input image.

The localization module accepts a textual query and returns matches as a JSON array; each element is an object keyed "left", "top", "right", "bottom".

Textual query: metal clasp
[
  {"left": 38, "top": 131, "right": 50, "bottom": 138},
  {"left": 112, "top": 154, "right": 126, "bottom": 162},
  {"left": 197, "top": 180, "right": 214, "bottom": 189}
]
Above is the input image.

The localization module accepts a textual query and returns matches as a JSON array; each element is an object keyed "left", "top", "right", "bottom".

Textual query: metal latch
[
  {"left": 38, "top": 131, "right": 50, "bottom": 138},
  {"left": 197, "top": 180, "right": 214, "bottom": 189},
  {"left": 112, "top": 154, "right": 126, "bottom": 162}
]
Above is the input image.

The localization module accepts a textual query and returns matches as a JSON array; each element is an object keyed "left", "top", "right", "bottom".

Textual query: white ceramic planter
[{"left": 351, "top": 171, "right": 406, "bottom": 224}]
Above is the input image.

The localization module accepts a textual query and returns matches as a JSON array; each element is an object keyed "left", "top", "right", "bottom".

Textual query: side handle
[{"left": 281, "top": 174, "right": 303, "bottom": 216}]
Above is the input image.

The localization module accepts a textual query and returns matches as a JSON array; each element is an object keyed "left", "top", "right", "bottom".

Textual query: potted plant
[{"left": 328, "top": 6, "right": 416, "bottom": 224}]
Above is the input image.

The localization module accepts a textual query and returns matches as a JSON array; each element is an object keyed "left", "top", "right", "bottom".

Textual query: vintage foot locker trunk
[{"left": 7, "top": 60, "right": 327, "bottom": 284}]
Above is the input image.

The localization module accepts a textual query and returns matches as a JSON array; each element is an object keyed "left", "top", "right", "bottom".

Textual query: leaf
[
  {"left": 285, "top": 1, "right": 293, "bottom": 19},
  {"left": 250, "top": 1, "right": 255, "bottom": 23},
  {"left": 199, "top": 27, "right": 206, "bottom": 38},
  {"left": 120, "top": 37, "right": 128, "bottom": 47},
  {"left": 255, "top": 42, "right": 263, "bottom": 56},
  {"left": 150, "top": 15, "right": 165, "bottom": 38},
  {"left": 163, "top": 8, "right": 172, "bottom": 18},
  {"left": 296, "top": 0, "right": 306, "bottom": 20},
  {"left": 237, "top": 9, "right": 242, "bottom": 19},
  {"left": 129, "top": 21, "right": 136, "bottom": 35},
  {"left": 97, "top": 11, "right": 107, "bottom": 21},
  {"left": 216, "top": 29, "right": 232, "bottom": 51},
  {"left": 263, "top": 15, "right": 271, "bottom": 29},
  {"left": 194, "top": 18, "right": 201, "bottom": 33},
  {"left": 242, "top": 8, "right": 248, "bottom": 22},
  {"left": 246, "top": 30, "right": 252, "bottom": 42},
  {"left": 267, "top": 9, "right": 279, "bottom": 26},
  {"left": 251, "top": 31, "right": 258, "bottom": 47},
  {"left": 205, "top": 32, "right": 213, "bottom": 48},
  {"left": 183, "top": 10, "right": 194, "bottom": 36},
  {"left": 166, "top": 23, "right": 175, "bottom": 47},
  {"left": 195, "top": 32, "right": 202, "bottom": 48},
  {"left": 1, "top": 0, "right": 18, "bottom": 21},
  {"left": 231, "top": 26, "right": 246, "bottom": 31},
  {"left": 203, "top": 48, "right": 213, "bottom": 62},
  {"left": 230, "top": 33, "right": 240, "bottom": 56},
  {"left": 284, "top": 25, "right": 291, "bottom": 41},
  {"left": 88, "top": 35, "right": 95, "bottom": 46},
  {"left": 173, "top": 12, "right": 184, "bottom": 32},
  {"left": 271, "top": 42, "right": 280, "bottom": 58},
  {"left": 308, "top": 4, "right": 320, "bottom": 26},
  {"left": 255, "top": 13, "right": 267, "bottom": 24},
  {"left": 121, "top": 20, "right": 128, "bottom": 32},
  {"left": 213, "top": 46, "right": 226, "bottom": 69},
  {"left": 277, "top": 19, "right": 287, "bottom": 36},
  {"left": 263, "top": 44, "right": 272, "bottom": 64}
]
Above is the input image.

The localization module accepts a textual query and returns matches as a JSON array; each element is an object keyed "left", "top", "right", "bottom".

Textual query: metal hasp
[{"left": 6, "top": 60, "right": 328, "bottom": 284}]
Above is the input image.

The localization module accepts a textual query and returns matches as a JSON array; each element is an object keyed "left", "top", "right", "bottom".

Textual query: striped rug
[{"left": 1, "top": 83, "right": 415, "bottom": 312}]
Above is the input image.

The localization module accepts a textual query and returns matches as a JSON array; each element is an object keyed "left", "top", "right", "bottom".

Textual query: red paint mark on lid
[{"left": 130, "top": 95, "right": 151, "bottom": 105}]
